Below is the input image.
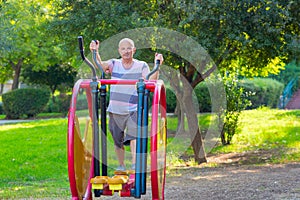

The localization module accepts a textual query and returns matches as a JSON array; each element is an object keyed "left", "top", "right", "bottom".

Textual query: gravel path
[
  {"left": 97, "top": 162, "right": 300, "bottom": 200},
  {"left": 165, "top": 163, "right": 300, "bottom": 200}
]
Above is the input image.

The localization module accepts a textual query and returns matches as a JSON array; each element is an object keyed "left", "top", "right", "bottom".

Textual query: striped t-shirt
[{"left": 107, "top": 59, "right": 150, "bottom": 114}]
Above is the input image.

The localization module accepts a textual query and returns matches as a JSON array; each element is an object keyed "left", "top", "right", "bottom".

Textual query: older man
[{"left": 90, "top": 38, "right": 163, "bottom": 171}]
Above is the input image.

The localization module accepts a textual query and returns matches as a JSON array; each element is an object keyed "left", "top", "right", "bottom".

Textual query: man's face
[{"left": 118, "top": 41, "right": 136, "bottom": 60}]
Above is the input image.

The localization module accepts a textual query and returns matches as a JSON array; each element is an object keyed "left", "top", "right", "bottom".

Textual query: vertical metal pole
[
  {"left": 92, "top": 45, "right": 107, "bottom": 176},
  {"left": 132, "top": 78, "right": 145, "bottom": 198},
  {"left": 100, "top": 84, "right": 107, "bottom": 176},
  {"left": 90, "top": 81, "right": 101, "bottom": 197},
  {"left": 141, "top": 89, "right": 149, "bottom": 195}
]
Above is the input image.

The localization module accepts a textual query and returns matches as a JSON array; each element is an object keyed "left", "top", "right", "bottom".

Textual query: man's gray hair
[{"left": 118, "top": 38, "right": 135, "bottom": 47}]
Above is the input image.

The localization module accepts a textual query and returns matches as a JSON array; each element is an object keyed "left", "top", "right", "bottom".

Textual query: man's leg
[
  {"left": 126, "top": 112, "right": 138, "bottom": 170},
  {"left": 109, "top": 113, "right": 126, "bottom": 170},
  {"left": 115, "top": 146, "right": 125, "bottom": 168},
  {"left": 130, "top": 139, "right": 136, "bottom": 167}
]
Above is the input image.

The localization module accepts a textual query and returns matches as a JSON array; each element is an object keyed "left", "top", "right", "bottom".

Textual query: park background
[{"left": 0, "top": 0, "right": 299, "bottom": 199}]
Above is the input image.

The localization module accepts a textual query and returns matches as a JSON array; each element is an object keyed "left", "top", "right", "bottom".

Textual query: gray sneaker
[
  {"left": 116, "top": 165, "right": 126, "bottom": 171},
  {"left": 131, "top": 164, "right": 136, "bottom": 171}
]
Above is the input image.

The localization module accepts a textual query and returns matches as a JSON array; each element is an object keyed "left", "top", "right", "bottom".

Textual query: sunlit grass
[
  {"left": 0, "top": 109, "right": 299, "bottom": 198},
  {"left": 212, "top": 108, "right": 300, "bottom": 163},
  {"left": 0, "top": 119, "right": 70, "bottom": 199},
  {"left": 235, "top": 108, "right": 299, "bottom": 149}
]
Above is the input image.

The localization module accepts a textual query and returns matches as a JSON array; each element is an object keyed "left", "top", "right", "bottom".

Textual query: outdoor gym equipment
[{"left": 67, "top": 36, "right": 167, "bottom": 200}]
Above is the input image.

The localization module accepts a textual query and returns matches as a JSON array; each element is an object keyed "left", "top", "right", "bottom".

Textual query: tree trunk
[
  {"left": 182, "top": 85, "right": 207, "bottom": 164},
  {"left": 191, "top": 129, "right": 207, "bottom": 164},
  {"left": 51, "top": 87, "right": 57, "bottom": 103},
  {"left": 175, "top": 99, "right": 185, "bottom": 133},
  {"left": 11, "top": 59, "right": 23, "bottom": 90},
  {"left": 0, "top": 84, "right": 3, "bottom": 94},
  {"left": 160, "top": 65, "right": 207, "bottom": 164},
  {"left": 220, "top": 127, "right": 226, "bottom": 145}
]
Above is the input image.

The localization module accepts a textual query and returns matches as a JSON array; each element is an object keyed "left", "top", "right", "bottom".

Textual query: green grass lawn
[
  {"left": 0, "top": 108, "right": 299, "bottom": 199},
  {"left": 212, "top": 108, "right": 300, "bottom": 163},
  {"left": 0, "top": 119, "right": 70, "bottom": 199}
]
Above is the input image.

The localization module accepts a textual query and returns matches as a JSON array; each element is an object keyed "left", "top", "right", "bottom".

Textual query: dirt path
[
  {"left": 165, "top": 163, "right": 300, "bottom": 200},
  {"left": 164, "top": 152, "right": 300, "bottom": 200},
  {"left": 99, "top": 152, "right": 300, "bottom": 200}
]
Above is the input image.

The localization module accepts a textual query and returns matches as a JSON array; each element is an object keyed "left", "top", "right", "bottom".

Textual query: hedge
[
  {"left": 165, "top": 88, "right": 177, "bottom": 113},
  {"left": 165, "top": 78, "right": 284, "bottom": 113},
  {"left": 161, "top": 83, "right": 211, "bottom": 113},
  {"left": 194, "top": 83, "right": 211, "bottom": 112},
  {"left": 45, "top": 94, "right": 72, "bottom": 116},
  {"left": 0, "top": 102, "right": 3, "bottom": 115},
  {"left": 239, "top": 78, "right": 284, "bottom": 109},
  {"left": 2, "top": 88, "right": 50, "bottom": 119}
]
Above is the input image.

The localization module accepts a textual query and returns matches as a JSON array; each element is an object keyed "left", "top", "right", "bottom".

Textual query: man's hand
[
  {"left": 155, "top": 53, "right": 164, "bottom": 65},
  {"left": 89, "top": 40, "right": 100, "bottom": 52}
]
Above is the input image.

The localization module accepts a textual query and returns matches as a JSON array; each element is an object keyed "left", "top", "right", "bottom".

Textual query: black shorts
[{"left": 109, "top": 112, "right": 138, "bottom": 148}]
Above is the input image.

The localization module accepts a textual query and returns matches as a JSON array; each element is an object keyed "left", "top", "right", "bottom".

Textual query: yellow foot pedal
[
  {"left": 107, "top": 175, "right": 129, "bottom": 191},
  {"left": 114, "top": 170, "right": 128, "bottom": 175},
  {"left": 127, "top": 169, "right": 135, "bottom": 175},
  {"left": 90, "top": 176, "right": 108, "bottom": 190},
  {"left": 114, "top": 170, "right": 135, "bottom": 175}
]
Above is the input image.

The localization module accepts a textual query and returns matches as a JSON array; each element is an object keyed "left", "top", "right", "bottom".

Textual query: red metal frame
[
  {"left": 67, "top": 79, "right": 167, "bottom": 200},
  {"left": 74, "top": 79, "right": 157, "bottom": 92},
  {"left": 68, "top": 79, "right": 82, "bottom": 199},
  {"left": 150, "top": 81, "right": 167, "bottom": 200},
  {"left": 68, "top": 79, "right": 93, "bottom": 200}
]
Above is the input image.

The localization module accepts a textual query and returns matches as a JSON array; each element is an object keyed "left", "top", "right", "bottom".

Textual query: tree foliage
[
  {"left": 0, "top": 0, "right": 69, "bottom": 90},
  {"left": 2, "top": 88, "right": 50, "bottom": 119},
  {"left": 47, "top": 0, "right": 300, "bottom": 163},
  {"left": 1, "top": 0, "right": 299, "bottom": 163},
  {"left": 22, "top": 64, "right": 77, "bottom": 102}
]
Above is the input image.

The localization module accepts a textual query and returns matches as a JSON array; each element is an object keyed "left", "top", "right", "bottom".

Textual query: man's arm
[
  {"left": 149, "top": 53, "right": 164, "bottom": 80},
  {"left": 90, "top": 40, "right": 111, "bottom": 73},
  {"left": 149, "top": 71, "right": 159, "bottom": 80}
]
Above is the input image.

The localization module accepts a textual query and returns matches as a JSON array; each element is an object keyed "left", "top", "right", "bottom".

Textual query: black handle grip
[
  {"left": 146, "top": 59, "right": 160, "bottom": 80},
  {"left": 93, "top": 40, "right": 98, "bottom": 45},
  {"left": 78, "top": 36, "right": 98, "bottom": 81},
  {"left": 78, "top": 36, "right": 85, "bottom": 60}
]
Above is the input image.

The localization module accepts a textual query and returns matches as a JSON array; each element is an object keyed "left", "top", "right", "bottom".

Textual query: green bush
[
  {"left": 162, "top": 83, "right": 212, "bottom": 113},
  {"left": 45, "top": 94, "right": 72, "bottom": 116},
  {"left": 194, "top": 83, "right": 211, "bottom": 112},
  {"left": 56, "top": 93, "right": 71, "bottom": 117},
  {"left": 0, "top": 102, "right": 3, "bottom": 114},
  {"left": 148, "top": 87, "right": 176, "bottom": 113},
  {"left": 163, "top": 83, "right": 212, "bottom": 113},
  {"left": 239, "top": 78, "right": 284, "bottom": 109},
  {"left": 269, "top": 60, "right": 300, "bottom": 86},
  {"left": 165, "top": 88, "right": 176, "bottom": 113},
  {"left": 2, "top": 88, "right": 50, "bottom": 119},
  {"left": 76, "top": 93, "right": 89, "bottom": 110},
  {"left": 192, "top": 78, "right": 283, "bottom": 113}
]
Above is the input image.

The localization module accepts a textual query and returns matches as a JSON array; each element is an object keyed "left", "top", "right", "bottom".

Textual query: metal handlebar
[
  {"left": 79, "top": 36, "right": 160, "bottom": 81},
  {"left": 78, "top": 36, "right": 97, "bottom": 81},
  {"left": 146, "top": 59, "right": 160, "bottom": 80},
  {"left": 92, "top": 40, "right": 105, "bottom": 79}
]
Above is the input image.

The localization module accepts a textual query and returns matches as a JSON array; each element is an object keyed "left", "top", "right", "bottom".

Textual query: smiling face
[{"left": 118, "top": 38, "right": 136, "bottom": 61}]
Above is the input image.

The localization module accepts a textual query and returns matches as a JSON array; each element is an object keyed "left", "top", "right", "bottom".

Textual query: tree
[
  {"left": 0, "top": 0, "right": 65, "bottom": 90},
  {"left": 22, "top": 63, "right": 77, "bottom": 102},
  {"left": 283, "top": 0, "right": 300, "bottom": 62},
  {"left": 0, "top": 65, "right": 13, "bottom": 94},
  {"left": 134, "top": 0, "right": 297, "bottom": 162},
  {"left": 49, "top": 0, "right": 299, "bottom": 164}
]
